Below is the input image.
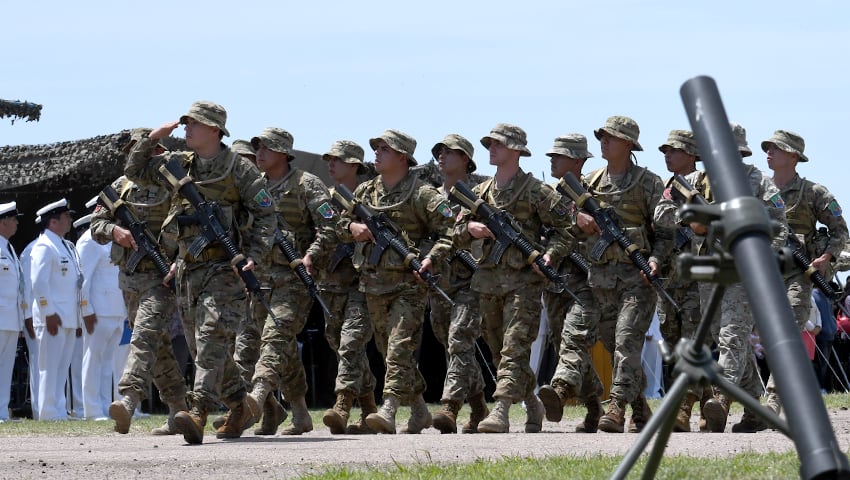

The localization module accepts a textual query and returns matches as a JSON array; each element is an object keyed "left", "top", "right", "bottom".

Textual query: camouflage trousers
[
  {"left": 541, "top": 290, "right": 568, "bottom": 354},
  {"left": 234, "top": 288, "right": 271, "bottom": 387},
  {"left": 589, "top": 265, "right": 656, "bottom": 404},
  {"left": 657, "top": 282, "right": 707, "bottom": 397},
  {"left": 698, "top": 282, "right": 762, "bottom": 398},
  {"left": 364, "top": 280, "right": 427, "bottom": 402},
  {"left": 549, "top": 285, "right": 604, "bottom": 404},
  {"left": 182, "top": 262, "right": 249, "bottom": 410},
  {"left": 477, "top": 274, "right": 544, "bottom": 403},
  {"left": 430, "top": 286, "right": 486, "bottom": 405},
  {"left": 252, "top": 275, "right": 312, "bottom": 400},
  {"left": 324, "top": 287, "right": 376, "bottom": 397},
  {"left": 117, "top": 272, "right": 186, "bottom": 405},
  {"left": 765, "top": 273, "right": 813, "bottom": 397}
]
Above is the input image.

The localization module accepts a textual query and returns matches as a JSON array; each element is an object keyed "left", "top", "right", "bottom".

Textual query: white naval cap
[
  {"left": 85, "top": 195, "right": 99, "bottom": 211},
  {"left": 0, "top": 201, "right": 23, "bottom": 219},
  {"left": 36, "top": 198, "right": 74, "bottom": 218},
  {"left": 35, "top": 215, "right": 42, "bottom": 224},
  {"left": 73, "top": 213, "right": 92, "bottom": 230}
]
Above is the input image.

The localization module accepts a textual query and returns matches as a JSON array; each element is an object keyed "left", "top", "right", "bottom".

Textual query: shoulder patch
[
  {"left": 437, "top": 201, "right": 453, "bottom": 218},
  {"left": 553, "top": 200, "right": 568, "bottom": 217},
  {"left": 663, "top": 187, "right": 672, "bottom": 201},
  {"left": 317, "top": 202, "right": 335, "bottom": 219},
  {"left": 770, "top": 193, "right": 785, "bottom": 209},
  {"left": 254, "top": 188, "right": 273, "bottom": 208},
  {"left": 829, "top": 199, "right": 843, "bottom": 217}
]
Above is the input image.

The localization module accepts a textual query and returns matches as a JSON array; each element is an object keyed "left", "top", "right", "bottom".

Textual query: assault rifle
[
  {"left": 786, "top": 231, "right": 850, "bottom": 318},
  {"left": 158, "top": 158, "right": 279, "bottom": 325},
  {"left": 449, "top": 180, "right": 582, "bottom": 305},
  {"left": 668, "top": 174, "right": 711, "bottom": 251},
  {"left": 451, "top": 248, "right": 479, "bottom": 273},
  {"left": 557, "top": 172, "right": 680, "bottom": 311},
  {"left": 272, "top": 219, "right": 333, "bottom": 319},
  {"left": 99, "top": 184, "right": 175, "bottom": 290},
  {"left": 334, "top": 184, "right": 455, "bottom": 306},
  {"left": 327, "top": 242, "right": 355, "bottom": 273}
]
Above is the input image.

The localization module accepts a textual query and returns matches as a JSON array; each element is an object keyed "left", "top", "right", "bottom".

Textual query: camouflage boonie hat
[
  {"left": 369, "top": 129, "right": 417, "bottom": 166},
  {"left": 481, "top": 123, "right": 532, "bottom": 157},
  {"left": 658, "top": 130, "right": 699, "bottom": 159},
  {"left": 729, "top": 122, "right": 752, "bottom": 157},
  {"left": 252, "top": 127, "right": 296, "bottom": 160},
  {"left": 179, "top": 100, "right": 229, "bottom": 137},
  {"left": 123, "top": 127, "right": 167, "bottom": 154},
  {"left": 546, "top": 134, "right": 594, "bottom": 160},
  {"left": 761, "top": 129, "right": 808, "bottom": 162},
  {"left": 323, "top": 140, "right": 367, "bottom": 174},
  {"left": 231, "top": 139, "right": 256, "bottom": 159},
  {"left": 431, "top": 134, "right": 476, "bottom": 173},
  {"left": 594, "top": 116, "right": 643, "bottom": 151}
]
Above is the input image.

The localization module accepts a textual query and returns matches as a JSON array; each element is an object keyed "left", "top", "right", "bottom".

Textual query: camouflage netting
[{"left": 0, "top": 99, "right": 42, "bottom": 124}]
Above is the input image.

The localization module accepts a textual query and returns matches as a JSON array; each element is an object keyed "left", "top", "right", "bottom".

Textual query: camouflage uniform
[
  {"left": 92, "top": 176, "right": 187, "bottom": 428},
  {"left": 762, "top": 130, "right": 848, "bottom": 416},
  {"left": 125, "top": 103, "right": 275, "bottom": 444}
]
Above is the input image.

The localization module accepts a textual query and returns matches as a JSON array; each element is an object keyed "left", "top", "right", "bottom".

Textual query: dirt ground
[{"left": 3, "top": 407, "right": 850, "bottom": 479}]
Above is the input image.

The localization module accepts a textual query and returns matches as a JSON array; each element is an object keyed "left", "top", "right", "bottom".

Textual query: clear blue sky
[{"left": 3, "top": 0, "right": 848, "bottom": 199}]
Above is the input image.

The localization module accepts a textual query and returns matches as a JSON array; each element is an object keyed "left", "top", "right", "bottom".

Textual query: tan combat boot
[
  {"left": 365, "top": 394, "right": 400, "bottom": 434},
  {"left": 174, "top": 406, "right": 208, "bottom": 444},
  {"left": 674, "top": 393, "right": 699, "bottom": 433},
  {"left": 461, "top": 391, "right": 489, "bottom": 434},
  {"left": 628, "top": 394, "right": 652, "bottom": 433},
  {"left": 537, "top": 383, "right": 572, "bottom": 423},
  {"left": 278, "top": 396, "right": 313, "bottom": 435},
  {"left": 525, "top": 394, "right": 544, "bottom": 433},
  {"left": 698, "top": 386, "right": 713, "bottom": 432},
  {"left": 249, "top": 381, "right": 287, "bottom": 435},
  {"left": 108, "top": 392, "right": 140, "bottom": 435},
  {"left": 702, "top": 392, "right": 731, "bottom": 433},
  {"left": 211, "top": 411, "right": 229, "bottom": 431},
  {"left": 432, "top": 400, "right": 461, "bottom": 434},
  {"left": 323, "top": 390, "right": 355, "bottom": 435},
  {"left": 598, "top": 398, "right": 627, "bottom": 433},
  {"left": 151, "top": 401, "right": 188, "bottom": 436},
  {"left": 401, "top": 395, "right": 433, "bottom": 434},
  {"left": 477, "top": 398, "right": 511, "bottom": 434},
  {"left": 346, "top": 392, "right": 378, "bottom": 434},
  {"left": 731, "top": 407, "right": 769, "bottom": 433},
  {"left": 215, "top": 395, "right": 259, "bottom": 439},
  {"left": 576, "top": 396, "right": 603, "bottom": 433}
]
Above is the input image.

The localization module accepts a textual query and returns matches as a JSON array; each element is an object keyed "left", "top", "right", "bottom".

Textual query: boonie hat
[
  {"left": 252, "top": 127, "right": 296, "bottom": 160},
  {"left": 729, "top": 123, "right": 753, "bottom": 157},
  {"left": 323, "top": 140, "right": 367, "bottom": 175},
  {"left": 658, "top": 130, "right": 699, "bottom": 159},
  {"left": 431, "top": 134, "right": 476, "bottom": 173},
  {"left": 369, "top": 129, "right": 418, "bottom": 166},
  {"left": 761, "top": 130, "right": 809, "bottom": 162},
  {"left": 594, "top": 116, "right": 643, "bottom": 151},
  {"left": 179, "top": 101, "right": 230, "bottom": 137},
  {"left": 231, "top": 139, "right": 256, "bottom": 159},
  {"left": 481, "top": 123, "right": 532, "bottom": 157},
  {"left": 546, "top": 134, "right": 594, "bottom": 160}
]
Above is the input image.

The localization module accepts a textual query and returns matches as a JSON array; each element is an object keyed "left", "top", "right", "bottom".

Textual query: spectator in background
[{"left": 813, "top": 286, "right": 838, "bottom": 392}]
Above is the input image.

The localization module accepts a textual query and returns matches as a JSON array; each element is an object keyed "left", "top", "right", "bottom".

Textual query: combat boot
[
  {"left": 365, "top": 394, "right": 399, "bottom": 434},
  {"left": 211, "top": 411, "right": 229, "bottom": 431},
  {"left": 537, "top": 383, "right": 572, "bottom": 423},
  {"left": 731, "top": 408, "right": 769, "bottom": 433},
  {"left": 108, "top": 392, "right": 140, "bottom": 435},
  {"left": 151, "top": 401, "right": 188, "bottom": 436},
  {"left": 346, "top": 392, "right": 378, "bottom": 434},
  {"left": 278, "top": 396, "right": 313, "bottom": 435},
  {"left": 432, "top": 400, "right": 461, "bottom": 434},
  {"left": 524, "top": 394, "right": 544, "bottom": 433},
  {"left": 576, "top": 396, "right": 603, "bottom": 433},
  {"left": 598, "top": 398, "right": 626, "bottom": 433},
  {"left": 766, "top": 392, "right": 782, "bottom": 416},
  {"left": 401, "top": 395, "right": 433, "bottom": 434},
  {"left": 477, "top": 398, "right": 511, "bottom": 434},
  {"left": 174, "top": 406, "right": 208, "bottom": 444},
  {"left": 628, "top": 394, "right": 652, "bottom": 433},
  {"left": 674, "top": 393, "right": 699, "bottom": 433},
  {"left": 215, "top": 395, "right": 259, "bottom": 439},
  {"left": 702, "top": 393, "right": 730, "bottom": 433},
  {"left": 323, "top": 390, "right": 355, "bottom": 435},
  {"left": 698, "top": 386, "right": 712, "bottom": 432},
  {"left": 254, "top": 396, "right": 287, "bottom": 435},
  {"left": 461, "top": 391, "right": 489, "bottom": 434}
]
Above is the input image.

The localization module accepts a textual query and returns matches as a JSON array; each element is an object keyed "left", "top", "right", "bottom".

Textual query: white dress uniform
[
  {"left": 21, "top": 237, "right": 39, "bottom": 418},
  {"left": 66, "top": 213, "right": 93, "bottom": 418},
  {"left": 0, "top": 202, "right": 26, "bottom": 422},
  {"left": 31, "top": 199, "right": 83, "bottom": 421},
  {"left": 76, "top": 226, "right": 126, "bottom": 420}
]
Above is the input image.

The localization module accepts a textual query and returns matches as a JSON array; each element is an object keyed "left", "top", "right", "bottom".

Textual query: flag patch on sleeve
[
  {"left": 829, "top": 200, "right": 843, "bottom": 217},
  {"left": 770, "top": 194, "right": 785, "bottom": 208},
  {"left": 317, "top": 202, "right": 335, "bottom": 219},
  {"left": 254, "top": 189, "right": 273, "bottom": 208},
  {"left": 438, "top": 202, "right": 453, "bottom": 218}
]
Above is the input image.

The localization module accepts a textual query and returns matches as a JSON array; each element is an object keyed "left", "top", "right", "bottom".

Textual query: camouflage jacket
[{"left": 778, "top": 173, "right": 848, "bottom": 261}]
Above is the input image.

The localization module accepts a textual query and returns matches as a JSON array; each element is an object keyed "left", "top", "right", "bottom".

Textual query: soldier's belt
[
  {"left": 133, "top": 258, "right": 161, "bottom": 273},
  {"left": 185, "top": 245, "right": 228, "bottom": 263}
]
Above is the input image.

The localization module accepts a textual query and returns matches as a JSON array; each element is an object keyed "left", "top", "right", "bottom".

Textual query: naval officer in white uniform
[{"left": 0, "top": 202, "right": 26, "bottom": 422}]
